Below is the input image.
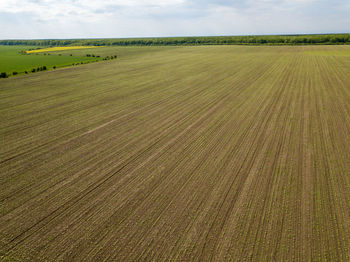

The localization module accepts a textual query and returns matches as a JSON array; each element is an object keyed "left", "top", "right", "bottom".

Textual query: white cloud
[
  {"left": 0, "top": 0, "right": 185, "bottom": 14},
  {"left": 0, "top": 0, "right": 349, "bottom": 39}
]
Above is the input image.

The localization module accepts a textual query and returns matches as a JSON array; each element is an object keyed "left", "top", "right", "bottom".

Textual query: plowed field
[{"left": 1, "top": 45, "right": 350, "bottom": 261}]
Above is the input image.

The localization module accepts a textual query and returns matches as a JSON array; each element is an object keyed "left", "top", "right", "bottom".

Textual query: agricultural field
[
  {"left": 0, "top": 45, "right": 174, "bottom": 78},
  {"left": 0, "top": 46, "right": 102, "bottom": 77},
  {"left": 25, "top": 46, "right": 100, "bottom": 54},
  {"left": 1, "top": 45, "right": 350, "bottom": 261}
]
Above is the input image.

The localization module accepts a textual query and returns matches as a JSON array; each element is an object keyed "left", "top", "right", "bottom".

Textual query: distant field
[
  {"left": 26, "top": 46, "right": 99, "bottom": 54},
  {"left": 52, "top": 45, "right": 175, "bottom": 58},
  {"left": 0, "top": 45, "right": 174, "bottom": 77},
  {"left": 1, "top": 45, "right": 350, "bottom": 261},
  {"left": 0, "top": 46, "right": 102, "bottom": 76}
]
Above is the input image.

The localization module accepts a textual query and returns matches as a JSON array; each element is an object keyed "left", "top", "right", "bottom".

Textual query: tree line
[
  {"left": 1, "top": 34, "right": 350, "bottom": 47},
  {"left": 0, "top": 66, "right": 48, "bottom": 78}
]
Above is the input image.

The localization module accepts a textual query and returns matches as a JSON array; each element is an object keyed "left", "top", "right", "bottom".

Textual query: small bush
[
  {"left": 0, "top": 72, "right": 8, "bottom": 78},
  {"left": 12, "top": 72, "right": 18, "bottom": 75},
  {"left": 53, "top": 66, "right": 56, "bottom": 69},
  {"left": 32, "top": 69, "right": 36, "bottom": 73}
]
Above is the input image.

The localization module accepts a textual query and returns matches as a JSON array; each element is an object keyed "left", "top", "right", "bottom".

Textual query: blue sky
[{"left": 0, "top": 0, "right": 349, "bottom": 39}]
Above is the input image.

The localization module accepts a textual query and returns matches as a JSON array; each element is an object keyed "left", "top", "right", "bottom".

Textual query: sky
[{"left": 0, "top": 0, "right": 349, "bottom": 39}]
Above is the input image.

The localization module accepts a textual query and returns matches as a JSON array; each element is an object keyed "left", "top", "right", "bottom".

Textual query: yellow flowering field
[{"left": 26, "top": 46, "right": 100, "bottom": 53}]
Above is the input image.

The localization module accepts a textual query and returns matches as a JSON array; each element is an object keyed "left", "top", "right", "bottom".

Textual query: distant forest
[{"left": 1, "top": 34, "right": 350, "bottom": 46}]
